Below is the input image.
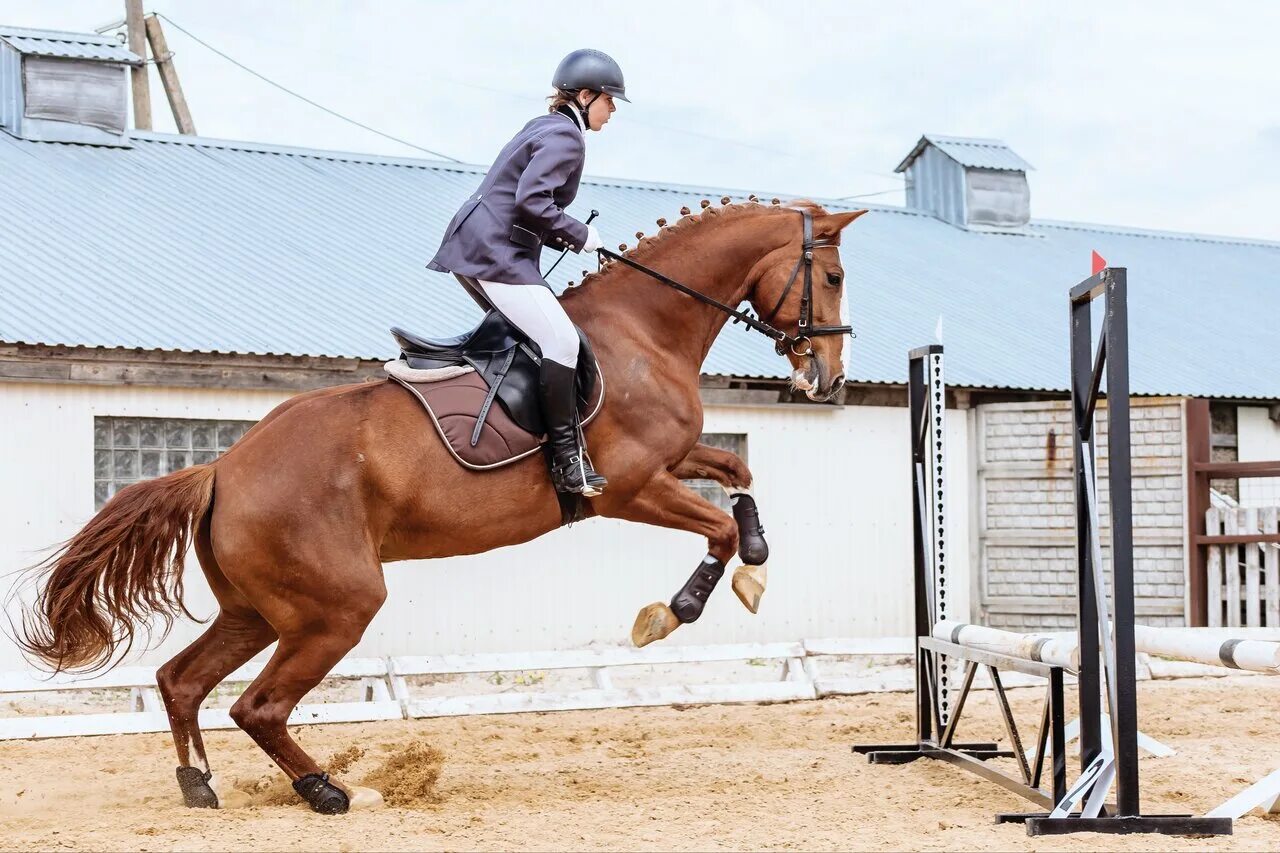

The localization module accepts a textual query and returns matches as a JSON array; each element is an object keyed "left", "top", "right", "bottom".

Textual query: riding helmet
[{"left": 552, "top": 49, "right": 630, "bottom": 102}]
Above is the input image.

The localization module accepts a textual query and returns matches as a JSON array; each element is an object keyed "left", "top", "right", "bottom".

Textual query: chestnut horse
[{"left": 18, "top": 200, "right": 866, "bottom": 813}]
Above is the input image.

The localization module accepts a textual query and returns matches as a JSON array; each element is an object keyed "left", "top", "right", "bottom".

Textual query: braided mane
[{"left": 560, "top": 198, "right": 828, "bottom": 299}]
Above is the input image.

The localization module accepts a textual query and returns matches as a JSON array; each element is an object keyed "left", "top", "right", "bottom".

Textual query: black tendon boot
[
  {"left": 174, "top": 766, "right": 218, "bottom": 809},
  {"left": 541, "top": 359, "right": 607, "bottom": 496},
  {"left": 293, "top": 772, "right": 350, "bottom": 815},
  {"left": 670, "top": 556, "right": 727, "bottom": 623}
]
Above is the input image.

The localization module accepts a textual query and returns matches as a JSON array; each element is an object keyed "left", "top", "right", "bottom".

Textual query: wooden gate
[{"left": 1205, "top": 507, "right": 1280, "bottom": 628}]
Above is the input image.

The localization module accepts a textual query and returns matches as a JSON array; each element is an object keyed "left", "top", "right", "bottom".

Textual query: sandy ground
[{"left": 1, "top": 676, "right": 1279, "bottom": 851}]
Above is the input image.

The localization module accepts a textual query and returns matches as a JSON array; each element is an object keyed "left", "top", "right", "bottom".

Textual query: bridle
[
  {"left": 756, "top": 208, "right": 851, "bottom": 355},
  {"left": 595, "top": 209, "right": 853, "bottom": 357}
]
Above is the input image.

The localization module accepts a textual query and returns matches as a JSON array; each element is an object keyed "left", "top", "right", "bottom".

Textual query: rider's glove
[{"left": 581, "top": 224, "right": 603, "bottom": 253}]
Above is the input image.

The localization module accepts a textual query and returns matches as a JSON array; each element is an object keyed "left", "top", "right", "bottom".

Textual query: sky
[{"left": 3, "top": 1, "right": 1277, "bottom": 241}]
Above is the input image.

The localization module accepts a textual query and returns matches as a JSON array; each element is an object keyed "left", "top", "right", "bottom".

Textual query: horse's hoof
[
  {"left": 732, "top": 564, "right": 767, "bottom": 614},
  {"left": 343, "top": 784, "right": 385, "bottom": 811},
  {"left": 175, "top": 766, "right": 218, "bottom": 809},
  {"left": 631, "top": 602, "right": 680, "bottom": 647},
  {"left": 208, "top": 772, "right": 251, "bottom": 809},
  {"left": 294, "top": 772, "right": 350, "bottom": 815}
]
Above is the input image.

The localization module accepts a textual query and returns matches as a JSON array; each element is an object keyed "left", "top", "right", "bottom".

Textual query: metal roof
[
  {"left": 0, "top": 25, "right": 141, "bottom": 64},
  {"left": 1, "top": 130, "right": 1276, "bottom": 399},
  {"left": 896, "top": 134, "right": 1035, "bottom": 173}
]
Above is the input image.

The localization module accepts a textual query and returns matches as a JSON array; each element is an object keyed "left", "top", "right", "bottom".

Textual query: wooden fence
[{"left": 1205, "top": 506, "right": 1280, "bottom": 628}]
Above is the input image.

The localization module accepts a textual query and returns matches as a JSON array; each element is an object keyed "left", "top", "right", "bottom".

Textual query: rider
[{"left": 428, "top": 49, "right": 626, "bottom": 498}]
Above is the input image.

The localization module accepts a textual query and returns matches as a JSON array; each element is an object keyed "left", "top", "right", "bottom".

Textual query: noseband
[{"left": 595, "top": 209, "right": 853, "bottom": 358}]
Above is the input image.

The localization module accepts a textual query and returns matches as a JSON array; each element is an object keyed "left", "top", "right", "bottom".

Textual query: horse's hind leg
[
  {"left": 671, "top": 442, "right": 769, "bottom": 612},
  {"left": 227, "top": 561, "right": 387, "bottom": 815},
  {"left": 157, "top": 610, "right": 276, "bottom": 808},
  {"left": 156, "top": 516, "right": 276, "bottom": 808}
]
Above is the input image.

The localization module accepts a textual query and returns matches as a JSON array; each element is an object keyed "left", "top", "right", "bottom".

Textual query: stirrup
[
  {"left": 561, "top": 422, "right": 606, "bottom": 496},
  {"left": 552, "top": 451, "right": 606, "bottom": 497},
  {"left": 578, "top": 444, "right": 607, "bottom": 496}
]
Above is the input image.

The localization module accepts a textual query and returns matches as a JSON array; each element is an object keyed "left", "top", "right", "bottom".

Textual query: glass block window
[
  {"left": 93, "top": 417, "right": 255, "bottom": 509},
  {"left": 686, "top": 433, "right": 748, "bottom": 512}
]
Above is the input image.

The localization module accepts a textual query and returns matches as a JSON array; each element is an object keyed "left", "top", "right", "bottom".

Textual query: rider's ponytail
[{"left": 546, "top": 89, "right": 578, "bottom": 113}]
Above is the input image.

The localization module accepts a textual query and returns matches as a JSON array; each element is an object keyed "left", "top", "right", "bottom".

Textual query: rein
[{"left": 594, "top": 209, "right": 852, "bottom": 357}]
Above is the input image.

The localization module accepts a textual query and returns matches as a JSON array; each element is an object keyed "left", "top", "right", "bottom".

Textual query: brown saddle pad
[{"left": 390, "top": 370, "right": 605, "bottom": 470}]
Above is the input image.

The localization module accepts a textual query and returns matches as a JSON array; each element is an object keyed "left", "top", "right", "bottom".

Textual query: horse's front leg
[
  {"left": 597, "top": 471, "right": 740, "bottom": 647},
  {"left": 670, "top": 443, "right": 768, "bottom": 614}
]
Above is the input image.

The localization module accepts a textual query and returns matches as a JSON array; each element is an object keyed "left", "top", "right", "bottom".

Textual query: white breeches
[{"left": 478, "top": 280, "right": 579, "bottom": 367}]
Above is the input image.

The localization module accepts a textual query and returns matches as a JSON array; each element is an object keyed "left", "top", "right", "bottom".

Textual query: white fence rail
[
  {"left": 0, "top": 658, "right": 400, "bottom": 740},
  {"left": 1, "top": 638, "right": 916, "bottom": 740}
]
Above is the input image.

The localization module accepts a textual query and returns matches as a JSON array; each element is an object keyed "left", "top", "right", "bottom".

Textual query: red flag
[{"left": 1091, "top": 250, "right": 1107, "bottom": 275}]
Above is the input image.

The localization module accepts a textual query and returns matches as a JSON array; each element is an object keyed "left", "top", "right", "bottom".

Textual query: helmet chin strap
[{"left": 577, "top": 90, "right": 600, "bottom": 130}]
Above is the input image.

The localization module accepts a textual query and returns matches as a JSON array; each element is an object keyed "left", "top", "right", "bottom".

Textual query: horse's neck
[{"left": 569, "top": 215, "right": 786, "bottom": 371}]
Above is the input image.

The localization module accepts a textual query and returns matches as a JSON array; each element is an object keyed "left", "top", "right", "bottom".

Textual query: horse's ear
[{"left": 819, "top": 209, "right": 869, "bottom": 236}]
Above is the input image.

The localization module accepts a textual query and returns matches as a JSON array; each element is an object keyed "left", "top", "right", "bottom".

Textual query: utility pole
[
  {"left": 144, "top": 14, "right": 196, "bottom": 135},
  {"left": 124, "top": 0, "right": 151, "bottom": 130}
]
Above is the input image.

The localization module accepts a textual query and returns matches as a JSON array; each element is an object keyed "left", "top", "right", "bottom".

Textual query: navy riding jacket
[{"left": 428, "top": 107, "right": 590, "bottom": 287}]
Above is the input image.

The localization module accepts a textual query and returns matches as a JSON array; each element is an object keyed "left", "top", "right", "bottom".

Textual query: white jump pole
[
  {"left": 1133, "top": 627, "right": 1280, "bottom": 674},
  {"left": 1206, "top": 769, "right": 1280, "bottom": 820},
  {"left": 931, "top": 622, "right": 1081, "bottom": 672},
  {"left": 934, "top": 621, "right": 1280, "bottom": 676}
]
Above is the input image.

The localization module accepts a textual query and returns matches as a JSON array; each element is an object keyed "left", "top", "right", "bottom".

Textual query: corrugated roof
[
  {"left": 0, "top": 25, "right": 141, "bottom": 64},
  {"left": 896, "top": 134, "right": 1034, "bottom": 173},
  {"left": 0, "top": 130, "right": 1276, "bottom": 399}
]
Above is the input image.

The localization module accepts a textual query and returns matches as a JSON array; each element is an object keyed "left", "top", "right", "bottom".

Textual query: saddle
[{"left": 385, "top": 311, "right": 604, "bottom": 471}]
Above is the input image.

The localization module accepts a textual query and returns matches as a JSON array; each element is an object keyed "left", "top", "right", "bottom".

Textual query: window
[
  {"left": 685, "top": 433, "right": 748, "bottom": 512},
  {"left": 24, "top": 57, "right": 127, "bottom": 134},
  {"left": 93, "top": 417, "right": 255, "bottom": 509},
  {"left": 965, "top": 167, "right": 1031, "bottom": 228}
]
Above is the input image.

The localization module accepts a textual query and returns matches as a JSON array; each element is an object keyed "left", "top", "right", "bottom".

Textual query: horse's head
[{"left": 746, "top": 206, "right": 868, "bottom": 401}]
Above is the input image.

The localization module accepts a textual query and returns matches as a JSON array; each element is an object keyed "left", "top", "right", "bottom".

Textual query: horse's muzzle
[{"left": 824, "top": 374, "right": 846, "bottom": 401}]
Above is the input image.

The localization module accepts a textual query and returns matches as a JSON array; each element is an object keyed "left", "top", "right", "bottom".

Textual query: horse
[{"left": 16, "top": 199, "right": 867, "bottom": 814}]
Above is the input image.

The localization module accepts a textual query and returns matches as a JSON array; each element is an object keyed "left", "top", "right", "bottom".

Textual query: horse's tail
[{"left": 16, "top": 464, "right": 216, "bottom": 673}]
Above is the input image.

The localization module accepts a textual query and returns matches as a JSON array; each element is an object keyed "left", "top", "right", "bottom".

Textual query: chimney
[
  {"left": 0, "top": 25, "right": 142, "bottom": 147},
  {"left": 895, "top": 135, "right": 1034, "bottom": 233}
]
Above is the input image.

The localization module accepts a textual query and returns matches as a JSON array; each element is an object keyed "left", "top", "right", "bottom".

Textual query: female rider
[{"left": 428, "top": 49, "right": 627, "bottom": 498}]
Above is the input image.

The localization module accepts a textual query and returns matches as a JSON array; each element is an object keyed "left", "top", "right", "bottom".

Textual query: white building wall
[
  {"left": 0, "top": 382, "right": 972, "bottom": 670},
  {"left": 1238, "top": 406, "right": 1280, "bottom": 506}
]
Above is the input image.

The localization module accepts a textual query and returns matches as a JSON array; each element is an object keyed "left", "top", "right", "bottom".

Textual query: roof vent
[
  {"left": 895, "top": 135, "right": 1034, "bottom": 233},
  {"left": 0, "top": 25, "right": 141, "bottom": 147}
]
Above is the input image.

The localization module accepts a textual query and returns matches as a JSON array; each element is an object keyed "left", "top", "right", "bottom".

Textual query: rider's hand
[{"left": 581, "top": 224, "right": 603, "bottom": 253}]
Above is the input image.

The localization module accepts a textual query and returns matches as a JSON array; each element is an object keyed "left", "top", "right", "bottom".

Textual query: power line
[
  {"left": 153, "top": 14, "right": 465, "bottom": 163},
  {"left": 140, "top": 16, "right": 904, "bottom": 199},
  {"left": 149, "top": 22, "right": 819, "bottom": 161},
  {"left": 834, "top": 187, "right": 904, "bottom": 200},
  {"left": 150, "top": 16, "right": 894, "bottom": 173}
]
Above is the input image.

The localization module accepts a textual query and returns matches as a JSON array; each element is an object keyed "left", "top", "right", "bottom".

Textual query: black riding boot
[{"left": 540, "top": 359, "right": 607, "bottom": 496}]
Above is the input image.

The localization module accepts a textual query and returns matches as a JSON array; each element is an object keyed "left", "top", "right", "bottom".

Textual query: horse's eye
[{"left": 827, "top": 272, "right": 843, "bottom": 286}]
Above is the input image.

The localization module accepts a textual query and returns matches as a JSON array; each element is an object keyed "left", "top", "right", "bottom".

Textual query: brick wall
[{"left": 976, "top": 398, "right": 1188, "bottom": 630}]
